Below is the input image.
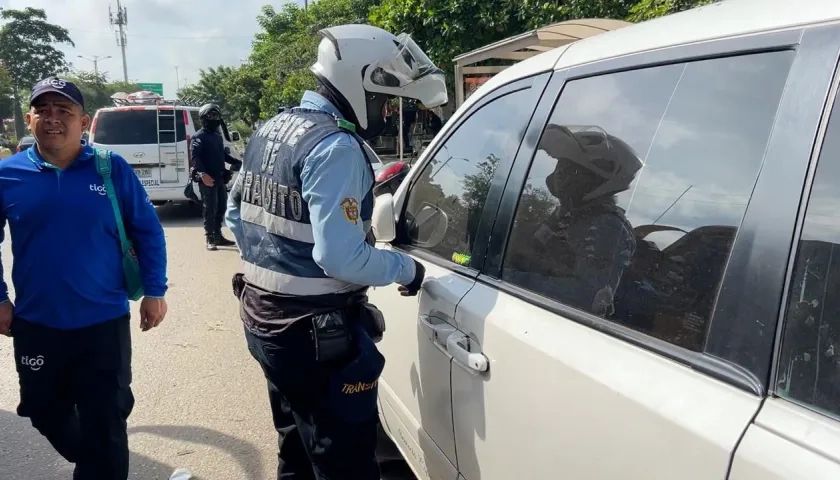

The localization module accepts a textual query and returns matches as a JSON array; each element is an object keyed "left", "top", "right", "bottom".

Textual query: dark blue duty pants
[
  {"left": 11, "top": 315, "right": 134, "bottom": 480},
  {"left": 244, "top": 320, "right": 381, "bottom": 480}
]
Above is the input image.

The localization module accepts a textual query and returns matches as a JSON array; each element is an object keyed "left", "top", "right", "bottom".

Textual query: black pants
[
  {"left": 12, "top": 316, "right": 134, "bottom": 480},
  {"left": 199, "top": 180, "right": 227, "bottom": 238},
  {"left": 244, "top": 321, "right": 380, "bottom": 480}
]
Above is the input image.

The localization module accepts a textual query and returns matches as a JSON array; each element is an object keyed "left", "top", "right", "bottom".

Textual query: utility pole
[
  {"left": 77, "top": 55, "right": 112, "bottom": 77},
  {"left": 109, "top": 0, "right": 129, "bottom": 83},
  {"left": 174, "top": 66, "right": 180, "bottom": 91}
]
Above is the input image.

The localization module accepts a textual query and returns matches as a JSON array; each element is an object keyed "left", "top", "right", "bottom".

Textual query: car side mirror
[
  {"left": 406, "top": 203, "right": 449, "bottom": 249},
  {"left": 231, "top": 131, "right": 241, "bottom": 142},
  {"left": 371, "top": 193, "right": 397, "bottom": 243}
]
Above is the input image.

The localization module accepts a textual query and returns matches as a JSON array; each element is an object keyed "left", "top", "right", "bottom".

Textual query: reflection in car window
[
  {"left": 778, "top": 99, "right": 840, "bottom": 420},
  {"left": 503, "top": 50, "right": 795, "bottom": 351},
  {"left": 404, "top": 86, "right": 536, "bottom": 263}
]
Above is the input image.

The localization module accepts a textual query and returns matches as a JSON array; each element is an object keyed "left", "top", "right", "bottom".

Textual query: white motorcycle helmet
[
  {"left": 310, "top": 24, "right": 448, "bottom": 139},
  {"left": 543, "top": 125, "right": 643, "bottom": 203}
]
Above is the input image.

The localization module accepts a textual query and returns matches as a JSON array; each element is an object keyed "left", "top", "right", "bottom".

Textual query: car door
[
  {"left": 154, "top": 106, "right": 187, "bottom": 186},
  {"left": 730, "top": 27, "right": 840, "bottom": 479},
  {"left": 450, "top": 27, "right": 831, "bottom": 480},
  {"left": 370, "top": 74, "right": 549, "bottom": 480}
]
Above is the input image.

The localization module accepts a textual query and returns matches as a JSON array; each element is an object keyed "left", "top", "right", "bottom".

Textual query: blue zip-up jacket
[
  {"left": 0, "top": 143, "right": 168, "bottom": 330},
  {"left": 225, "top": 91, "right": 416, "bottom": 288}
]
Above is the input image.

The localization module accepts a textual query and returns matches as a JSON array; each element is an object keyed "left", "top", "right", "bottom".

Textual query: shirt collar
[
  {"left": 300, "top": 91, "right": 344, "bottom": 120},
  {"left": 28, "top": 141, "right": 94, "bottom": 170}
]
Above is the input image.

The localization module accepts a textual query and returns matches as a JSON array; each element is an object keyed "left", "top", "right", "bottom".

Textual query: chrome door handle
[
  {"left": 418, "top": 314, "right": 456, "bottom": 348},
  {"left": 447, "top": 332, "right": 488, "bottom": 373}
]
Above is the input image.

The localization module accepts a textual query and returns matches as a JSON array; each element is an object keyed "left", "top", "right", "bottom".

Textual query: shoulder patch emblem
[{"left": 340, "top": 197, "right": 360, "bottom": 225}]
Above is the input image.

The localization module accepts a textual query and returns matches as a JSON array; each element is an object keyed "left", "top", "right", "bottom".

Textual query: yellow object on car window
[{"left": 451, "top": 252, "right": 471, "bottom": 266}]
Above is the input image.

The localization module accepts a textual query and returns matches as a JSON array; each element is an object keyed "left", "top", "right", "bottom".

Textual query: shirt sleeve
[
  {"left": 225, "top": 150, "right": 241, "bottom": 166},
  {"left": 113, "top": 154, "right": 168, "bottom": 297},
  {"left": 190, "top": 134, "right": 206, "bottom": 173},
  {"left": 301, "top": 134, "right": 416, "bottom": 287},
  {"left": 224, "top": 169, "right": 244, "bottom": 254}
]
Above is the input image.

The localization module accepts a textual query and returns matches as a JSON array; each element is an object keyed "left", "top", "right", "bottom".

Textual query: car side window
[
  {"left": 502, "top": 50, "right": 795, "bottom": 351},
  {"left": 403, "top": 85, "right": 538, "bottom": 263},
  {"left": 777, "top": 97, "right": 840, "bottom": 420}
]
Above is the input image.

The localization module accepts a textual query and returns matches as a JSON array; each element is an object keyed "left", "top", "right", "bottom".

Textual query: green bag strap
[{"left": 94, "top": 148, "right": 132, "bottom": 254}]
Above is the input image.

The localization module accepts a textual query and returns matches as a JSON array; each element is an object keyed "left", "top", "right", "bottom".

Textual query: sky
[{"left": 0, "top": 0, "right": 302, "bottom": 98}]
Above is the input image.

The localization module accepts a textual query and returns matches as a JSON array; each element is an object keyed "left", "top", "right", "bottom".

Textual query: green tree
[
  {"left": 627, "top": 0, "right": 718, "bottom": 22},
  {"left": 251, "top": 0, "right": 377, "bottom": 117},
  {"left": 64, "top": 70, "right": 141, "bottom": 114},
  {"left": 0, "top": 65, "right": 13, "bottom": 121},
  {"left": 0, "top": 7, "right": 74, "bottom": 137},
  {"left": 219, "top": 65, "right": 263, "bottom": 126},
  {"left": 230, "top": 0, "right": 715, "bottom": 123},
  {"left": 461, "top": 154, "right": 499, "bottom": 214},
  {"left": 178, "top": 65, "right": 237, "bottom": 116},
  {"left": 368, "top": 0, "right": 633, "bottom": 96},
  {"left": 178, "top": 64, "right": 263, "bottom": 126},
  {"left": 230, "top": 119, "right": 253, "bottom": 142}
]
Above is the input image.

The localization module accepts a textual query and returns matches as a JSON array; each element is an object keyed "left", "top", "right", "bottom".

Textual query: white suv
[
  {"left": 369, "top": 0, "right": 840, "bottom": 478},
  {"left": 89, "top": 103, "right": 243, "bottom": 205}
]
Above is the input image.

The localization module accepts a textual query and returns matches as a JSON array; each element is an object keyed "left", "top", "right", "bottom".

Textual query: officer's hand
[
  {"left": 398, "top": 260, "right": 426, "bottom": 297},
  {"left": 201, "top": 174, "right": 215, "bottom": 187},
  {"left": 0, "top": 300, "right": 13, "bottom": 337},
  {"left": 139, "top": 297, "right": 168, "bottom": 332}
]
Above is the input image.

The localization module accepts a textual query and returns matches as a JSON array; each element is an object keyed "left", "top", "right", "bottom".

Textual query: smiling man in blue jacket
[{"left": 0, "top": 77, "right": 168, "bottom": 480}]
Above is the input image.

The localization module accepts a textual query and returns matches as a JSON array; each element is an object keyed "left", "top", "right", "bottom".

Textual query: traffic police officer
[
  {"left": 191, "top": 103, "right": 239, "bottom": 250},
  {"left": 225, "top": 24, "right": 447, "bottom": 479}
]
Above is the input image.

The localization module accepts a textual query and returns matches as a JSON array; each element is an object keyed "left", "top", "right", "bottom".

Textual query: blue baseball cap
[{"left": 29, "top": 77, "right": 85, "bottom": 108}]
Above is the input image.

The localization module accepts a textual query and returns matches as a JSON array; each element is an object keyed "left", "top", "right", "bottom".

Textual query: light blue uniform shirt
[{"left": 226, "top": 91, "right": 416, "bottom": 288}]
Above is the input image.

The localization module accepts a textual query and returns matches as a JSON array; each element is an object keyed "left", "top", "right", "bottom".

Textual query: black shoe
[
  {"left": 215, "top": 233, "right": 235, "bottom": 247},
  {"left": 206, "top": 238, "right": 218, "bottom": 251}
]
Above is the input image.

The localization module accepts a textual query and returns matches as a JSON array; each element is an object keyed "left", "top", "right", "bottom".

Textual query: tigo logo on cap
[
  {"left": 29, "top": 77, "right": 85, "bottom": 108},
  {"left": 38, "top": 78, "right": 68, "bottom": 89}
]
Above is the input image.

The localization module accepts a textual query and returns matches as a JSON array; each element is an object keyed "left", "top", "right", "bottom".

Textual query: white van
[
  {"left": 89, "top": 100, "right": 243, "bottom": 205},
  {"left": 369, "top": 0, "right": 840, "bottom": 478}
]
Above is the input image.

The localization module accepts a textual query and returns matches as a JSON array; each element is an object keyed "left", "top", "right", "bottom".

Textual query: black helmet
[{"left": 199, "top": 103, "right": 222, "bottom": 119}]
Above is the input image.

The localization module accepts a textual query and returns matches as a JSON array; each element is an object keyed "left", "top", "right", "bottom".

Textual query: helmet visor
[{"left": 369, "top": 33, "right": 448, "bottom": 107}]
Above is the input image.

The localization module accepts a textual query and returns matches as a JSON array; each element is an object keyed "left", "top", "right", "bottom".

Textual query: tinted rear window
[
  {"left": 94, "top": 110, "right": 186, "bottom": 145},
  {"left": 189, "top": 110, "right": 201, "bottom": 127}
]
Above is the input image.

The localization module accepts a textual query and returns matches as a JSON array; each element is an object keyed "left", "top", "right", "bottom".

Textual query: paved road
[{"left": 0, "top": 203, "right": 415, "bottom": 480}]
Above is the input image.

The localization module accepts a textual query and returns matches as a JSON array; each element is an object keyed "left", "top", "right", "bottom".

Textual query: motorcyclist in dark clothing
[
  {"left": 518, "top": 125, "right": 641, "bottom": 317},
  {"left": 191, "top": 103, "right": 240, "bottom": 250}
]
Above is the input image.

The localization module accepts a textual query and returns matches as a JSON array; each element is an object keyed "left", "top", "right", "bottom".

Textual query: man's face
[{"left": 25, "top": 93, "right": 89, "bottom": 152}]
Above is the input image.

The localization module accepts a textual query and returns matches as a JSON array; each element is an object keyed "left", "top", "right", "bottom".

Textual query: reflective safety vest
[{"left": 238, "top": 108, "right": 374, "bottom": 296}]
